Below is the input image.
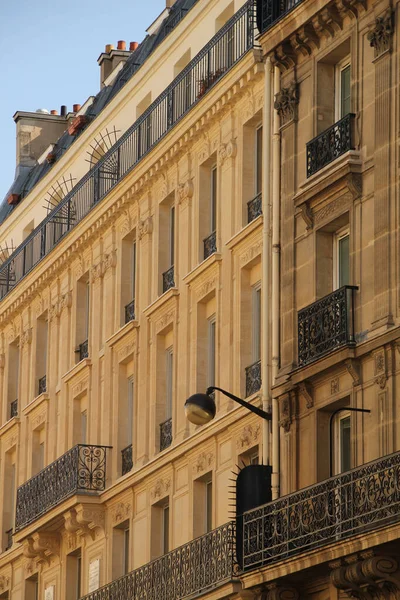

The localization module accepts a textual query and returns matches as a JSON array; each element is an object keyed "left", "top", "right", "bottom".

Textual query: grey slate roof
[{"left": 0, "top": 0, "right": 198, "bottom": 226}]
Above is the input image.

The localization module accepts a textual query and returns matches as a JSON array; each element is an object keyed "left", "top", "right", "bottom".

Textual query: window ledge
[
  {"left": 62, "top": 358, "right": 92, "bottom": 384},
  {"left": 106, "top": 318, "right": 138, "bottom": 348},
  {"left": 23, "top": 393, "right": 49, "bottom": 417},
  {"left": 143, "top": 287, "right": 179, "bottom": 319},
  {"left": 183, "top": 253, "right": 222, "bottom": 286}
]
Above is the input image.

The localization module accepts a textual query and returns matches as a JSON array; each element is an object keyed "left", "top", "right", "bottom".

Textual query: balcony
[
  {"left": 297, "top": 286, "right": 357, "bottom": 368},
  {"left": 0, "top": 2, "right": 255, "bottom": 302},
  {"left": 242, "top": 450, "right": 400, "bottom": 569},
  {"left": 121, "top": 444, "right": 133, "bottom": 476},
  {"left": 245, "top": 360, "right": 261, "bottom": 397},
  {"left": 203, "top": 231, "right": 217, "bottom": 260},
  {"left": 38, "top": 374, "right": 47, "bottom": 395},
  {"left": 257, "top": 0, "right": 304, "bottom": 34},
  {"left": 247, "top": 192, "right": 262, "bottom": 223},
  {"left": 160, "top": 417, "right": 172, "bottom": 451},
  {"left": 15, "top": 444, "right": 110, "bottom": 532},
  {"left": 125, "top": 299, "right": 135, "bottom": 324},
  {"left": 306, "top": 114, "right": 356, "bottom": 178},
  {"left": 163, "top": 265, "right": 175, "bottom": 293},
  {"left": 81, "top": 521, "right": 236, "bottom": 600},
  {"left": 78, "top": 339, "right": 89, "bottom": 361},
  {"left": 10, "top": 399, "right": 18, "bottom": 419}
]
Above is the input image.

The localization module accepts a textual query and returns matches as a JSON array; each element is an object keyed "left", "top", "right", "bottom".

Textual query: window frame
[
  {"left": 255, "top": 125, "right": 263, "bottom": 196},
  {"left": 207, "top": 315, "right": 216, "bottom": 388},
  {"left": 333, "top": 410, "right": 351, "bottom": 475},
  {"left": 333, "top": 226, "right": 350, "bottom": 290},
  {"left": 165, "top": 347, "right": 173, "bottom": 420},
  {"left": 210, "top": 165, "right": 217, "bottom": 234},
  {"left": 335, "top": 57, "right": 351, "bottom": 121},
  {"left": 252, "top": 283, "right": 261, "bottom": 363}
]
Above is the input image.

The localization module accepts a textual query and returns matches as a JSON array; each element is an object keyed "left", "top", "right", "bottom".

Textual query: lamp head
[{"left": 184, "top": 392, "right": 216, "bottom": 425}]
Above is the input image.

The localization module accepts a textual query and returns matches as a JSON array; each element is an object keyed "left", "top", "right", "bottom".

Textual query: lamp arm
[{"left": 206, "top": 386, "right": 271, "bottom": 421}]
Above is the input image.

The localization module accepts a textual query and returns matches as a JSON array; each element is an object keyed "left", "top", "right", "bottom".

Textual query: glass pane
[
  {"left": 208, "top": 319, "right": 216, "bottom": 387},
  {"left": 256, "top": 127, "right": 263, "bottom": 194},
  {"left": 132, "top": 241, "right": 136, "bottom": 298},
  {"left": 206, "top": 481, "right": 213, "bottom": 533},
  {"left": 124, "top": 528, "right": 130, "bottom": 574},
  {"left": 253, "top": 287, "right": 261, "bottom": 362},
  {"left": 338, "top": 234, "right": 350, "bottom": 287},
  {"left": 211, "top": 167, "right": 217, "bottom": 232},
  {"left": 340, "top": 416, "right": 351, "bottom": 473},
  {"left": 341, "top": 65, "right": 351, "bottom": 117},
  {"left": 163, "top": 506, "right": 169, "bottom": 554},
  {"left": 166, "top": 351, "right": 173, "bottom": 419},
  {"left": 170, "top": 207, "right": 175, "bottom": 266}
]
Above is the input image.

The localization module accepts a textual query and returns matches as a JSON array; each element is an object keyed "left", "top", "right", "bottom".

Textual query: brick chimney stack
[{"left": 98, "top": 41, "right": 135, "bottom": 88}]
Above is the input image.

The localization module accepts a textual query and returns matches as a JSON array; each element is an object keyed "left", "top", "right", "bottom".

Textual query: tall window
[
  {"left": 169, "top": 207, "right": 175, "bottom": 268},
  {"left": 112, "top": 522, "right": 130, "bottom": 579},
  {"left": 127, "top": 376, "right": 134, "bottom": 446},
  {"left": 8, "top": 340, "right": 19, "bottom": 419},
  {"left": 206, "top": 479, "right": 213, "bottom": 533},
  {"left": 151, "top": 500, "right": 170, "bottom": 559},
  {"left": 32, "top": 427, "right": 45, "bottom": 475},
  {"left": 131, "top": 241, "right": 136, "bottom": 301},
  {"left": 3, "top": 453, "right": 16, "bottom": 550},
  {"left": 193, "top": 474, "right": 213, "bottom": 537},
  {"left": 76, "top": 275, "right": 90, "bottom": 360},
  {"left": 124, "top": 526, "right": 130, "bottom": 574},
  {"left": 207, "top": 317, "right": 216, "bottom": 388},
  {"left": 210, "top": 166, "right": 217, "bottom": 234},
  {"left": 333, "top": 228, "right": 350, "bottom": 289},
  {"left": 252, "top": 284, "right": 261, "bottom": 363},
  {"left": 163, "top": 504, "right": 170, "bottom": 554},
  {"left": 25, "top": 574, "right": 39, "bottom": 600},
  {"left": 166, "top": 348, "right": 173, "bottom": 420},
  {"left": 66, "top": 551, "right": 81, "bottom": 600},
  {"left": 333, "top": 411, "right": 351, "bottom": 474},
  {"left": 255, "top": 126, "right": 263, "bottom": 195},
  {"left": 36, "top": 315, "right": 48, "bottom": 395},
  {"left": 335, "top": 59, "right": 351, "bottom": 119}
]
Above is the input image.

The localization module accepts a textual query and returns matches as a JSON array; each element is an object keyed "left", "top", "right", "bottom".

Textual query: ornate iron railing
[
  {"left": 203, "top": 231, "right": 217, "bottom": 260},
  {"left": 15, "top": 444, "right": 110, "bottom": 531},
  {"left": 247, "top": 192, "right": 262, "bottom": 223},
  {"left": 78, "top": 339, "right": 89, "bottom": 361},
  {"left": 245, "top": 360, "right": 261, "bottom": 397},
  {"left": 242, "top": 450, "right": 400, "bottom": 569},
  {"left": 38, "top": 374, "right": 47, "bottom": 395},
  {"left": 125, "top": 300, "right": 135, "bottom": 324},
  {"left": 80, "top": 521, "right": 236, "bottom": 600},
  {"left": 298, "top": 286, "right": 357, "bottom": 368},
  {"left": 121, "top": 444, "right": 133, "bottom": 476},
  {"left": 0, "top": 2, "right": 256, "bottom": 302},
  {"left": 257, "top": 0, "right": 304, "bottom": 34},
  {"left": 160, "top": 418, "right": 172, "bottom": 451},
  {"left": 163, "top": 266, "right": 175, "bottom": 293},
  {"left": 306, "top": 114, "right": 356, "bottom": 178},
  {"left": 10, "top": 399, "right": 18, "bottom": 419},
  {"left": 5, "top": 528, "right": 13, "bottom": 551}
]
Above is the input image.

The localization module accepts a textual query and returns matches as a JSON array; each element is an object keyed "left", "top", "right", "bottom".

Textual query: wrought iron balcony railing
[
  {"left": 242, "top": 450, "right": 400, "bottom": 569},
  {"left": 160, "top": 417, "right": 172, "bottom": 451},
  {"left": 257, "top": 0, "right": 304, "bottom": 34},
  {"left": 297, "top": 286, "right": 357, "bottom": 368},
  {"left": 203, "top": 231, "right": 217, "bottom": 260},
  {"left": 0, "top": 2, "right": 255, "bottom": 302},
  {"left": 163, "top": 265, "right": 175, "bottom": 293},
  {"left": 121, "top": 444, "right": 133, "bottom": 476},
  {"left": 78, "top": 339, "right": 89, "bottom": 361},
  {"left": 10, "top": 399, "right": 18, "bottom": 419},
  {"left": 15, "top": 444, "right": 110, "bottom": 532},
  {"left": 80, "top": 521, "right": 236, "bottom": 600},
  {"left": 306, "top": 113, "right": 356, "bottom": 178},
  {"left": 247, "top": 192, "right": 262, "bottom": 223},
  {"left": 5, "top": 528, "right": 13, "bottom": 551},
  {"left": 245, "top": 360, "right": 261, "bottom": 397},
  {"left": 125, "top": 299, "right": 135, "bottom": 324},
  {"left": 38, "top": 374, "right": 47, "bottom": 395}
]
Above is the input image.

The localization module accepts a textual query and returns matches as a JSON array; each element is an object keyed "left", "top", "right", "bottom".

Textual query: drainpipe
[
  {"left": 271, "top": 65, "right": 281, "bottom": 499},
  {"left": 261, "top": 57, "right": 272, "bottom": 467}
]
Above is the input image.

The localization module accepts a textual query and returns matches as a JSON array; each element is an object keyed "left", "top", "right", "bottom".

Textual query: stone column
[{"left": 367, "top": 9, "right": 394, "bottom": 328}]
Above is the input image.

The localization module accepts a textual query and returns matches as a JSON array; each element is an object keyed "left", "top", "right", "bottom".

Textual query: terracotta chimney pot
[
  {"left": 130, "top": 41, "right": 139, "bottom": 51},
  {"left": 50, "top": 110, "right": 58, "bottom": 115},
  {"left": 73, "top": 104, "right": 81, "bottom": 113},
  {"left": 117, "top": 40, "right": 126, "bottom": 50},
  {"left": 105, "top": 44, "right": 114, "bottom": 53}
]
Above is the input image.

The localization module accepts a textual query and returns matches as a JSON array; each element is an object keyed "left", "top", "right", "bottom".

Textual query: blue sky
[{"left": 0, "top": 0, "right": 165, "bottom": 200}]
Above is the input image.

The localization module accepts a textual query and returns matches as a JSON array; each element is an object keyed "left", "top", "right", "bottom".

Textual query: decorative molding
[
  {"left": 193, "top": 451, "right": 214, "bottom": 475},
  {"left": 373, "top": 347, "right": 387, "bottom": 389},
  {"left": 31, "top": 411, "right": 47, "bottom": 431},
  {"left": 367, "top": 8, "right": 394, "bottom": 59},
  {"left": 91, "top": 250, "right": 117, "bottom": 282},
  {"left": 177, "top": 180, "right": 193, "bottom": 205},
  {"left": 23, "top": 533, "right": 60, "bottom": 565},
  {"left": 111, "top": 501, "right": 132, "bottom": 526},
  {"left": 236, "top": 424, "right": 261, "bottom": 451},
  {"left": 314, "top": 194, "right": 352, "bottom": 226},
  {"left": 331, "top": 377, "right": 340, "bottom": 395},
  {"left": 72, "top": 379, "right": 89, "bottom": 398},
  {"left": 290, "top": 25, "right": 319, "bottom": 58},
  {"left": 4, "top": 435, "right": 18, "bottom": 452},
  {"left": 155, "top": 309, "right": 175, "bottom": 335},
  {"left": 0, "top": 354, "right": 5, "bottom": 370},
  {"left": 345, "top": 358, "right": 360, "bottom": 386},
  {"left": 330, "top": 552, "right": 400, "bottom": 599},
  {"left": 49, "top": 291, "right": 72, "bottom": 321},
  {"left": 0, "top": 575, "right": 10, "bottom": 593},
  {"left": 274, "top": 82, "right": 299, "bottom": 127},
  {"left": 117, "top": 341, "right": 136, "bottom": 363},
  {"left": 239, "top": 240, "right": 262, "bottom": 266},
  {"left": 20, "top": 327, "right": 32, "bottom": 347},
  {"left": 151, "top": 478, "right": 171, "bottom": 501},
  {"left": 75, "top": 505, "right": 106, "bottom": 540},
  {"left": 300, "top": 203, "right": 313, "bottom": 230},
  {"left": 298, "top": 381, "right": 313, "bottom": 409},
  {"left": 218, "top": 140, "right": 237, "bottom": 165},
  {"left": 311, "top": 6, "right": 343, "bottom": 39},
  {"left": 138, "top": 217, "right": 153, "bottom": 239},
  {"left": 279, "top": 393, "right": 292, "bottom": 432},
  {"left": 263, "top": 583, "right": 300, "bottom": 600}
]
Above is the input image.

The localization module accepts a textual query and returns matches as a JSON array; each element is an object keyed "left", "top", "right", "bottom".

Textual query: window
[
  {"left": 333, "top": 228, "right": 350, "bottom": 289},
  {"left": 193, "top": 474, "right": 213, "bottom": 536},
  {"left": 112, "top": 522, "right": 130, "bottom": 578},
  {"left": 169, "top": 207, "right": 175, "bottom": 268},
  {"left": 333, "top": 411, "right": 351, "bottom": 474},
  {"left": 3, "top": 454, "right": 16, "bottom": 551},
  {"left": 163, "top": 504, "right": 170, "bottom": 554},
  {"left": 73, "top": 397, "right": 88, "bottom": 445},
  {"left": 36, "top": 315, "right": 48, "bottom": 396},
  {"left": 335, "top": 59, "right": 351, "bottom": 119},
  {"left": 124, "top": 526, "right": 130, "bottom": 575},
  {"left": 159, "top": 196, "right": 176, "bottom": 293},
  {"left": 76, "top": 275, "right": 90, "bottom": 360},
  {"left": 151, "top": 500, "right": 170, "bottom": 559},
  {"left": 207, "top": 317, "right": 216, "bottom": 388},
  {"left": 239, "top": 447, "right": 259, "bottom": 467},
  {"left": 255, "top": 126, "right": 263, "bottom": 195},
  {"left": 131, "top": 241, "right": 137, "bottom": 301},
  {"left": 81, "top": 411, "right": 87, "bottom": 445},
  {"left": 252, "top": 284, "right": 261, "bottom": 363},
  {"left": 210, "top": 166, "right": 217, "bottom": 234},
  {"left": 206, "top": 480, "right": 213, "bottom": 533},
  {"left": 25, "top": 574, "right": 39, "bottom": 600},
  {"left": 166, "top": 348, "right": 173, "bottom": 420},
  {"left": 66, "top": 551, "right": 81, "bottom": 600},
  {"left": 32, "top": 427, "right": 45, "bottom": 475},
  {"left": 7, "top": 340, "right": 19, "bottom": 419},
  {"left": 127, "top": 376, "right": 134, "bottom": 446},
  {"left": 121, "top": 234, "right": 137, "bottom": 324}
]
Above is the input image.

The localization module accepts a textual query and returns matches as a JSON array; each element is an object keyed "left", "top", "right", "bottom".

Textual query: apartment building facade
[{"left": 0, "top": 0, "right": 399, "bottom": 598}]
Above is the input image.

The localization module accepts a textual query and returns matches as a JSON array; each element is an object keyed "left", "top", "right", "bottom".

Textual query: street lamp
[
  {"left": 329, "top": 407, "right": 371, "bottom": 477},
  {"left": 184, "top": 385, "right": 271, "bottom": 425}
]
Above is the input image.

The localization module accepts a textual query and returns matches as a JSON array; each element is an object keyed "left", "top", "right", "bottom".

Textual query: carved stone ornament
[
  {"left": 138, "top": 216, "right": 153, "bottom": 239},
  {"left": 218, "top": 140, "right": 237, "bottom": 165},
  {"left": 20, "top": 327, "right": 32, "bottom": 347},
  {"left": 193, "top": 451, "right": 214, "bottom": 475},
  {"left": 64, "top": 505, "right": 105, "bottom": 540},
  {"left": 279, "top": 393, "right": 292, "bottom": 432},
  {"left": 0, "top": 575, "right": 10, "bottom": 593},
  {"left": 236, "top": 424, "right": 261, "bottom": 451},
  {"left": 367, "top": 9, "right": 394, "bottom": 58},
  {"left": 49, "top": 291, "right": 72, "bottom": 320},
  {"left": 91, "top": 250, "right": 117, "bottom": 282},
  {"left": 151, "top": 478, "right": 171, "bottom": 501},
  {"left": 298, "top": 381, "right": 313, "bottom": 409},
  {"left": 263, "top": 583, "right": 300, "bottom": 600},
  {"left": 177, "top": 180, "right": 193, "bottom": 205},
  {"left": 331, "top": 378, "right": 340, "bottom": 395},
  {"left": 274, "top": 82, "right": 299, "bottom": 126},
  {"left": 345, "top": 358, "right": 360, "bottom": 386},
  {"left": 330, "top": 552, "right": 400, "bottom": 600},
  {"left": 23, "top": 533, "right": 60, "bottom": 565},
  {"left": 111, "top": 501, "right": 132, "bottom": 525}
]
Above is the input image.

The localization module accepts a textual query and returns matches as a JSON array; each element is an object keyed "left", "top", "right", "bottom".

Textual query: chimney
[
  {"left": 13, "top": 109, "right": 69, "bottom": 168},
  {"left": 166, "top": 0, "right": 177, "bottom": 6},
  {"left": 98, "top": 41, "right": 132, "bottom": 88}
]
